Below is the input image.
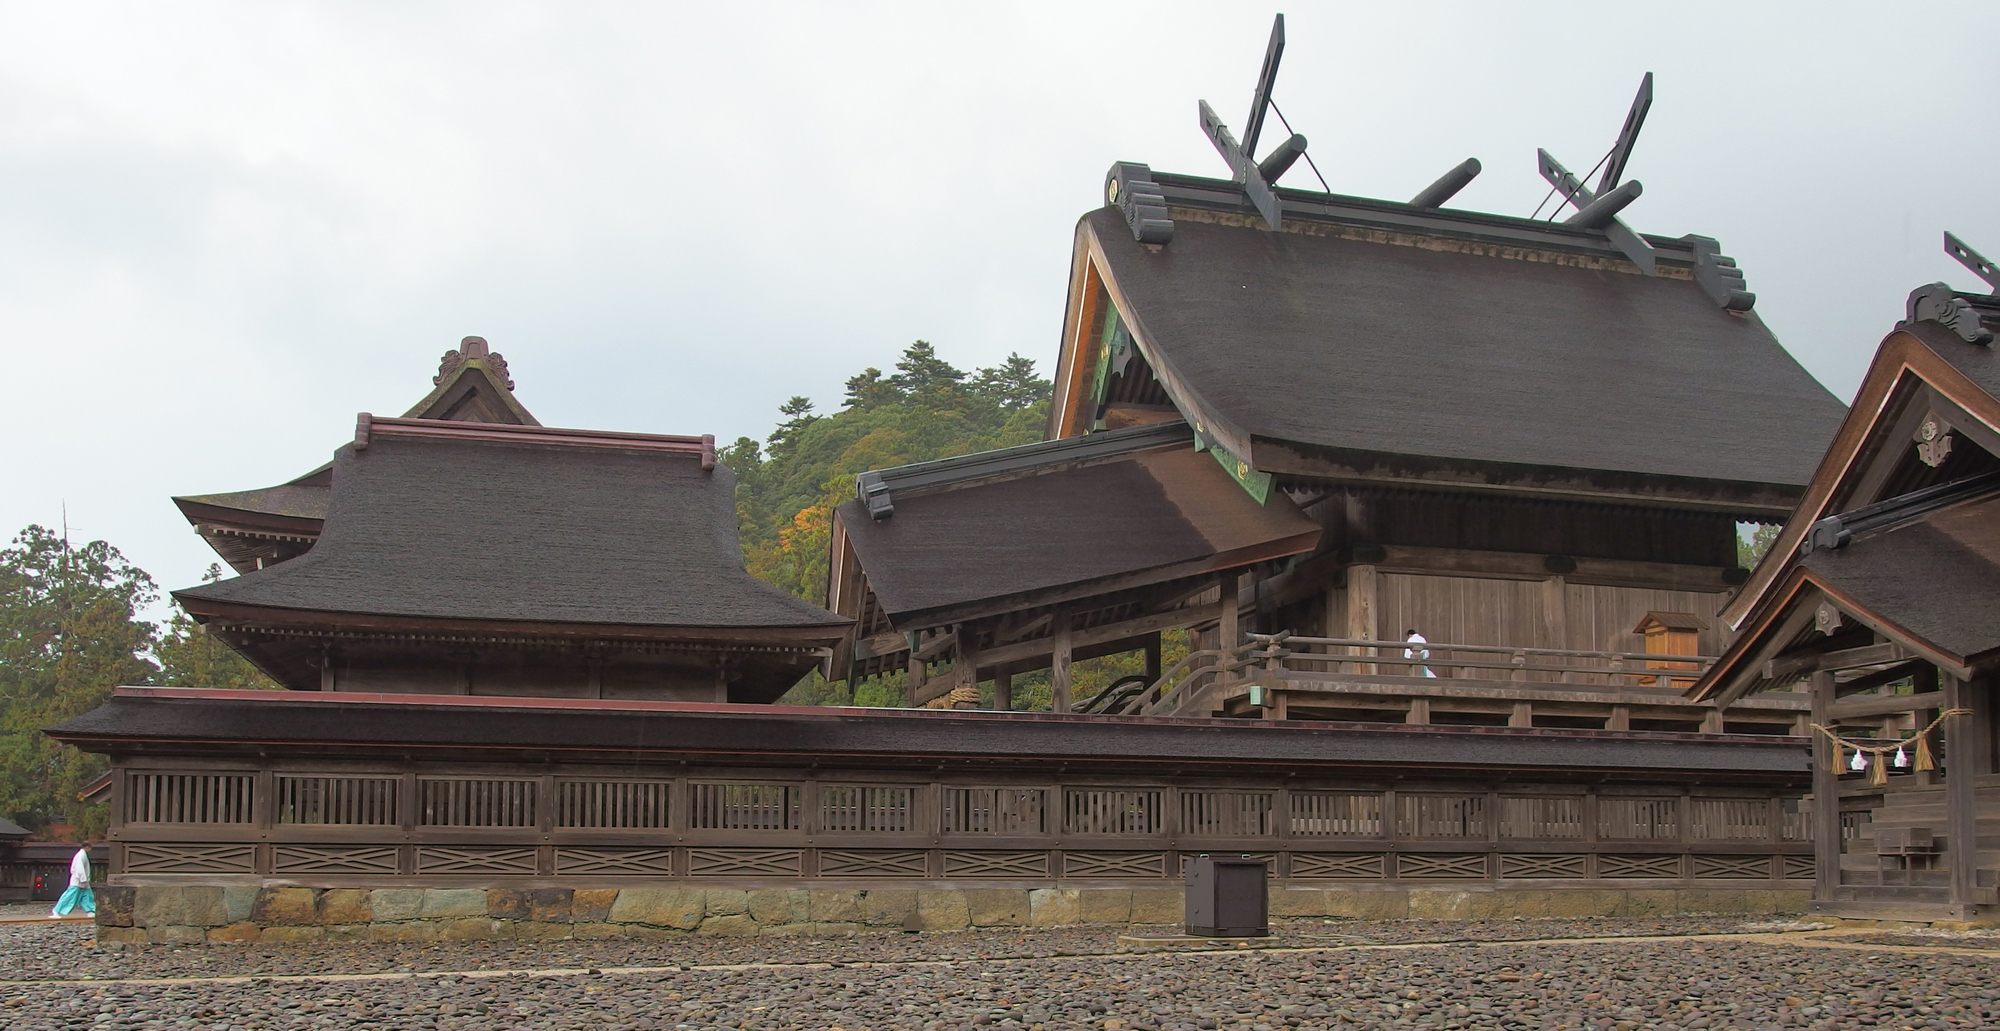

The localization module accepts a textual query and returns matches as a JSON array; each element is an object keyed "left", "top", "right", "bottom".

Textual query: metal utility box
[{"left": 1184, "top": 854, "right": 1269, "bottom": 937}]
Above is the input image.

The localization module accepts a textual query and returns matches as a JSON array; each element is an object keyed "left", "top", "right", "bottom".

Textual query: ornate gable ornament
[{"left": 435, "top": 335, "right": 515, "bottom": 390}]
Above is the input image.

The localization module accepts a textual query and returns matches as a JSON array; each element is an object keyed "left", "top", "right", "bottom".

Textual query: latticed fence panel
[
  {"left": 1289, "top": 793, "right": 1384, "bottom": 837},
  {"left": 275, "top": 776, "right": 399, "bottom": 826},
  {"left": 1782, "top": 854, "right": 1815, "bottom": 880},
  {"left": 415, "top": 846, "right": 539, "bottom": 875},
  {"left": 1692, "top": 854, "right": 1773, "bottom": 879},
  {"left": 1598, "top": 853, "right": 1685, "bottom": 878},
  {"left": 1063, "top": 790, "right": 1163, "bottom": 835},
  {"left": 557, "top": 781, "right": 671, "bottom": 829},
  {"left": 1499, "top": 853, "right": 1588, "bottom": 879},
  {"left": 1599, "top": 798, "right": 1679, "bottom": 840},
  {"left": 687, "top": 848, "right": 802, "bottom": 876},
  {"left": 124, "top": 843, "right": 257, "bottom": 873},
  {"left": 1500, "top": 797, "right": 1584, "bottom": 839},
  {"left": 942, "top": 850, "right": 1048, "bottom": 878},
  {"left": 1396, "top": 852, "right": 1489, "bottom": 879},
  {"left": 942, "top": 788, "right": 1045, "bottom": 834},
  {"left": 1688, "top": 798, "right": 1770, "bottom": 840},
  {"left": 819, "top": 787, "right": 916, "bottom": 833},
  {"left": 127, "top": 774, "right": 255, "bottom": 824},
  {"left": 1061, "top": 850, "right": 1165, "bottom": 878},
  {"left": 1180, "top": 792, "right": 1273, "bottom": 837},
  {"left": 419, "top": 779, "right": 537, "bottom": 828},
  {"left": 554, "top": 848, "right": 677, "bottom": 875},
  {"left": 1397, "top": 795, "right": 1487, "bottom": 839},
  {"left": 1288, "top": 852, "right": 1386, "bottom": 879},
  {"left": 690, "top": 784, "right": 800, "bottom": 831},
  {"left": 816, "top": 849, "right": 930, "bottom": 877},
  {"left": 272, "top": 845, "right": 401, "bottom": 875}
]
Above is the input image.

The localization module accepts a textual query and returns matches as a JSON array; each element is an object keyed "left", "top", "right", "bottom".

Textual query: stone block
[
  {"left": 567, "top": 921, "right": 624, "bottom": 939},
  {"left": 809, "top": 889, "right": 863, "bottom": 924},
  {"left": 1078, "top": 889, "right": 1133, "bottom": 925},
  {"left": 1545, "top": 891, "right": 1620, "bottom": 918},
  {"left": 748, "top": 889, "right": 808, "bottom": 926},
  {"left": 95, "top": 926, "right": 147, "bottom": 945},
  {"left": 420, "top": 888, "right": 489, "bottom": 920},
  {"left": 1676, "top": 889, "right": 1761, "bottom": 915},
  {"left": 95, "top": 887, "right": 135, "bottom": 927},
  {"left": 1128, "top": 888, "right": 1182, "bottom": 925},
  {"left": 966, "top": 889, "right": 1031, "bottom": 927},
  {"left": 1408, "top": 890, "right": 1474, "bottom": 919},
  {"left": 704, "top": 889, "right": 749, "bottom": 916},
  {"left": 608, "top": 888, "right": 703, "bottom": 929},
  {"left": 486, "top": 889, "right": 529, "bottom": 921},
  {"left": 318, "top": 889, "right": 372, "bottom": 925},
  {"left": 572, "top": 889, "right": 617, "bottom": 923},
  {"left": 512, "top": 921, "right": 576, "bottom": 940},
  {"left": 1324, "top": 890, "right": 1408, "bottom": 920},
  {"left": 528, "top": 888, "right": 574, "bottom": 923},
  {"left": 1268, "top": 888, "right": 1329, "bottom": 918},
  {"left": 1619, "top": 889, "right": 1676, "bottom": 917},
  {"left": 1030, "top": 888, "right": 1080, "bottom": 927},
  {"left": 259, "top": 926, "right": 325, "bottom": 944},
  {"left": 367, "top": 921, "right": 439, "bottom": 942},
  {"left": 699, "top": 913, "right": 760, "bottom": 936},
  {"left": 1771, "top": 889, "right": 1810, "bottom": 914},
  {"left": 439, "top": 918, "right": 509, "bottom": 940},
  {"left": 859, "top": 888, "right": 917, "bottom": 926},
  {"left": 323, "top": 924, "right": 375, "bottom": 942},
  {"left": 917, "top": 889, "right": 969, "bottom": 930},
  {"left": 135, "top": 886, "right": 229, "bottom": 929},
  {"left": 152, "top": 924, "right": 208, "bottom": 944},
  {"left": 207, "top": 922, "right": 261, "bottom": 944},
  {"left": 369, "top": 889, "right": 424, "bottom": 923},
  {"left": 224, "top": 886, "right": 257, "bottom": 923},
  {"left": 252, "top": 888, "right": 319, "bottom": 926}
]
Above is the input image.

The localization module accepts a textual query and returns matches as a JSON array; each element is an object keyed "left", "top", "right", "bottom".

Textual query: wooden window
[
  {"left": 1180, "top": 791, "right": 1273, "bottom": 837},
  {"left": 942, "top": 788, "right": 1046, "bottom": 834},
  {"left": 1063, "top": 789, "right": 1163, "bottom": 835},
  {"left": 419, "top": 778, "right": 537, "bottom": 827},
  {"left": 1500, "top": 796, "right": 1584, "bottom": 839},
  {"left": 689, "top": 783, "right": 800, "bottom": 831},
  {"left": 1397, "top": 794, "right": 1487, "bottom": 839},
  {"left": 1598, "top": 797, "right": 1679, "bottom": 840},
  {"left": 1289, "top": 792, "right": 1384, "bottom": 837},
  {"left": 126, "top": 773, "right": 255, "bottom": 824},
  {"left": 557, "top": 781, "right": 671, "bottom": 829},
  {"left": 819, "top": 786, "right": 914, "bottom": 833},
  {"left": 275, "top": 776, "right": 399, "bottom": 826}
]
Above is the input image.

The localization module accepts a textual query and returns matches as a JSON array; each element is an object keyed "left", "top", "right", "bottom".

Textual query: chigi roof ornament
[
  {"left": 1902, "top": 232, "right": 1998, "bottom": 346},
  {"left": 1536, "top": 73, "right": 1658, "bottom": 275}
]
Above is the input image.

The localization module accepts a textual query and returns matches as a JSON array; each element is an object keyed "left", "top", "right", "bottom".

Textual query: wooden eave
[
  {"left": 1719, "top": 324, "right": 2000, "bottom": 629},
  {"left": 171, "top": 497, "right": 324, "bottom": 538},
  {"left": 1049, "top": 216, "right": 1809, "bottom": 517},
  {"left": 176, "top": 596, "right": 849, "bottom": 648}
]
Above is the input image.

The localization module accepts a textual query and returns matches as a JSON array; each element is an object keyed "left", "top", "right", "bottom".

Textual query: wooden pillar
[
  {"left": 907, "top": 643, "right": 927, "bottom": 707},
  {"left": 1219, "top": 571, "right": 1241, "bottom": 657},
  {"left": 1346, "top": 565, "right": 1377, "bottom": 674},
  {"left": 1051, "top": 613, "right": 1073, "bottom": 714},
  {"left": 1509, "top": 702, "right": 1533, "bottom": 728},
  {"left": 1144, "top": 633, "right": 1162, "bottom": 684},
  {"left": 1944, "top": 673, "right": 1981, "bottom": 909},
  {"left": 1810, "top": 671, "right": 1839, "bottom": 903},
  {"left": 1608, "top": 705, "right": 1631, "bottom": 731},
  {"left": 955, "top": 631, "right": 980, "bottom": 710},
  {"left": 1539, "top": 575, "right": 1567, "bottom": 651},
  {"left": 1405, "top": 697, "right": 1430, "bottom": 725},
  {"left": 1700, "top": 708, "right": 1725, "bottom": 734},
  {"left": 994, "top": 670, "right": 1013, "bottom": 712},
  {"left": 319, "top": 644, "right": 335, "bottom": 692},
  {"left": 587, "top": 656, "right": 604, "bottom": 699}
]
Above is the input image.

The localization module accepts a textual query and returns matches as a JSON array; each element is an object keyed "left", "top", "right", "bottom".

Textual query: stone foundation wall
[{"left": 93, "top": 884, "right": 1809, "bottom": 945}]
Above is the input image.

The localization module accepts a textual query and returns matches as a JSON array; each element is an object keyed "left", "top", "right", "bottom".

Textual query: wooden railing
[
  {"left": 107, "top": 761, "right": 1812, "bottom": 888},
  {"left": 1248, "top": 633, "right": 1718, "bottom": 688}
]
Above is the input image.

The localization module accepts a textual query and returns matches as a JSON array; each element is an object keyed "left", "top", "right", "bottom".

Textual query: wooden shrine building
[
  {"left": 168, "top": 338, "right": 851, "bottom": 702},
  {"left": 1689, "top": 256, "right": 2000, "bottom": 922},
  {"left": 828, "top": 38, "right": 1845, "bottom": 735}
]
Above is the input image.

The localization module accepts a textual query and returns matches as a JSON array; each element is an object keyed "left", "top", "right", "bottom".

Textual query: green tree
[
  {"left": 0, "top": 525, "right": 158, "bottom": 837},
  {"left": 154, "top": 565, "right": 282, "bottom": 691},
  {"left": 1738, "top": 522, "right": 1782, "bottom": 569}
]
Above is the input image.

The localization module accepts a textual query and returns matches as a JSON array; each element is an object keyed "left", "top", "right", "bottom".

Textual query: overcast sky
[{"left": 3, "top": 1, "right": 1997, "bottom": 611}]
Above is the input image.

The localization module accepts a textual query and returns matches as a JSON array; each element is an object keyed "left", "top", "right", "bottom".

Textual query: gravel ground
[{"left": 2, "top": 919, "right": 1995, "bottom": 1030}]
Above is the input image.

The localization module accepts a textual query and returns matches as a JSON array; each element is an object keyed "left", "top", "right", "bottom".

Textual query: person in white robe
[
  {"left": 1404, "top": 629, "right": 1437, "bottom": 678},
  {"left": 51, "top": 845, "right": 94, "bottom": 918}
]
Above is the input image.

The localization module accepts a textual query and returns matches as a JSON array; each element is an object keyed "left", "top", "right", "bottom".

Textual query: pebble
[{"left": 0, "top": 917, "right": 1992, "bottom": 1029}]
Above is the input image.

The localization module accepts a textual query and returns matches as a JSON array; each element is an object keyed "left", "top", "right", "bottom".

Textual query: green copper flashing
[{"left": 1193, "top": 427, "right": 1273, "bottom": 505}]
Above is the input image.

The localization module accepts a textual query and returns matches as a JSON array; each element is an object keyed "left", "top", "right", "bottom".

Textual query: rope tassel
[
  {"left": 1868, "top": 751, "right": 1889, "bottom": 786},
  {"left": 1915, "top": 733, "right": 1936, "bottom": 772},
  {"left": 1809, "top": 710, "right": 1971, "bottom": 778}
]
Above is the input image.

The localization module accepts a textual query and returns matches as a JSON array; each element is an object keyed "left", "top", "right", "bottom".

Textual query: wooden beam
[
  {"left": 1767, "top": 642, "right": 1913, "bottom": 681},
  {"left": 1834, "top": 660, "right": 1929, "bottom": 698},
  {"left": 1345, "top": 565, "right": 1375, "bottom": 675},
  {"left": 912, "top": 632, "right": 957, "bottom": 663},
  {"left": 994, "top": 670, "right": 1012, "bottom": 712},
  {"left": 1144, "top": 633, "right": 1162, "bottom": 683},
  {"left": 1220, "top": 571, "right": 1241, "bottom": 659},
  {"left": 1707, "top": 596, "right": 1821, "bottom": 707},
  {"left": 1051, "top": 613, "right": 1073, "bottom": 714},
  {"left": 1829, "top": 690, "right": 1946, "bottom": 722},
  {"left": 1810, "top": 671, "right": 1838, "bottom": 903},
  {"left": 852, "top": 631, "right": 906, "bottom": 662},
  {"left": 972, "top": 601, "right": 1224, "bottom": 670},
  {"left": 1944, "top": 673, "right": 1978, "bottom": 909}
]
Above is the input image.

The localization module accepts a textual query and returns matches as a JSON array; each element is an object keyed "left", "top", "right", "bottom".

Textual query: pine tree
[{"left": 154, "top": 565, "right": 281, "bottom": 692}]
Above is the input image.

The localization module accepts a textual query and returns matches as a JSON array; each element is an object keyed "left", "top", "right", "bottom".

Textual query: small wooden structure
[{"left": 1690, "top": 283, "right": 2000, "bottom": 922}]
